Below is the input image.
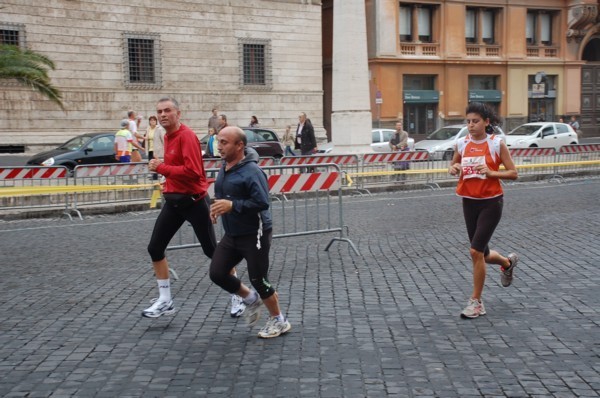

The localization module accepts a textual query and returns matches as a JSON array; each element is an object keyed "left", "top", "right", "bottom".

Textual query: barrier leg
[{"left": 324, "top": 237, "right": 360, "bottom": 256}]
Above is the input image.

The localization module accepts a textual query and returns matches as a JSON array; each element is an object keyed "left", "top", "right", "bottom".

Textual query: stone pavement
[{"left": 0, "top": 177, "right": 599, "bottom": 397}]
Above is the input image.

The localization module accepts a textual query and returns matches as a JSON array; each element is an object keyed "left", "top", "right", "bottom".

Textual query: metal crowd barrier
[
  {"left": 0, "top": 166, "right": 71, "bottom": 217},
  {"left": 167, "top": 164, "right": 360, "bottom": 255},
  {"left": 69, "top": 162, "right": 156, "bottom": 219},
  {"left": 352, "top": 151, "right": 432, "bottom": 194},
  {"left": 280, "top": 154, "right": 361, "bottom": 179},
  {"left": 508, "top": 148, "right": 557, "bottom": 180},
  {"left": 554, "top": 144, "right": 600, "bottom": 179}
]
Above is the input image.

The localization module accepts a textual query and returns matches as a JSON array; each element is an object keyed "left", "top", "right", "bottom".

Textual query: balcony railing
[
  {"left": 400, "top": 42, "right": 439, "bottom": 57},
  {"left": 466, "top": 44, "right": 501, "bottom": 58},
  {"left": 526, "top": 46, "right": 559, "bottom": 58}
]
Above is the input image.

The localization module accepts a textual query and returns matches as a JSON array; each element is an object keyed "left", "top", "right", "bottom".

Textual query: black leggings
[
  {"left": 147, "top": 196, "right": 217, "bottom": 262},
  {"left": 209, "top": 229, "right": 275, "bottom": 299},
  {"left": 462, "top": 196, "right": 503, "bottom": 257}
]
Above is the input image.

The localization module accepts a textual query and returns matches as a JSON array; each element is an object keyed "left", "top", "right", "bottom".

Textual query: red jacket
[{"left": 157, "top": 124, "right": 208, "bottom": 195}]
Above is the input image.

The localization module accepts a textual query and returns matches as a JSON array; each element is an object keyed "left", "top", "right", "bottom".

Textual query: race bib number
[{"left": 461, "top": 156, "right": 486, "bottom": 179}]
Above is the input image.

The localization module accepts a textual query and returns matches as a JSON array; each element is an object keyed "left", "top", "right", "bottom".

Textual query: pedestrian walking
[
  {"left": 448, "top": 102, "right": 519, "bottom": 319},
  {"left": 209, "top": 126, "right": 291, "bottom": 338},
  {"left": 114, "top": 119, "right": 144, "bottom": 163},
  {"left": 144, "top": 97, "right": 245, "bottom": 319},
  {"left": 295, "top": 112, "right": 317, "bottom": 155},
  {"left": 281, "top": 125, "right": 296, "bottom": 156},
  {"left": 208, "top": 108, "right": 220, "bottom": 132}
]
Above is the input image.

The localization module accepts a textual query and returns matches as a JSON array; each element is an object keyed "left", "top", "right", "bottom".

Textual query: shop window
[{"left": 469, "top": 76, "right": 498, "bottom": 90}]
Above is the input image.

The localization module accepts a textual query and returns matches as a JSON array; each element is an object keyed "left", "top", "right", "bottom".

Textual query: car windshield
[
  {"left": 244, "top": 129, "right": 277, "bottom": 143},
  {"left": 58, "top": 136, "right": 90, "bottom": 150},
  {"left": 426, "top": 127, "right": 461, "bottom": 140},
  {"left": 509, "top": 125, "right": 540, "bottom": 136}
]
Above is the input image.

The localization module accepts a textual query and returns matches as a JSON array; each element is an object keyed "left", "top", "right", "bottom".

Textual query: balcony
[
  {"left": 400, "top": 43, "right": 439, "bottom": 57},
  {"left": 466, "top": 44, "right": 501, "bottom": 58},
  {"left": 526, "top": 46, "right": 559, "bottom": 58}
]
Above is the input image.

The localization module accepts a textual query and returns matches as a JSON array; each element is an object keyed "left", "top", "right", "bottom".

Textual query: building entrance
[
  {"left": 404, "top": 103, "right": 437, "bottom": 135},
  {"left": 581, "top": 38, "right": 600, "bottom": 136}
]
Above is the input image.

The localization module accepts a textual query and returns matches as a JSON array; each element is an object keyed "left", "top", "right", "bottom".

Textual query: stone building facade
[
  {"left": 326, "top": 0, "right": 600, "bottom": 136},
  {"left": 0, "top": 0, "right": 324, "bottom": 151}
]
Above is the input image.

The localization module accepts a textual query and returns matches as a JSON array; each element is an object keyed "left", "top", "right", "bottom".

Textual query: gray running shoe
[
  {"left": 501, "top": 253, "right": 519, "bottom": 287},
  {"left": 258, "top": 317, "right": 292, "bottom": 339},
  {"left": 142, "top": 299, "right": 175, "bottom": 318},
  {"left": 243, "top": 296, "right": 263, "bottom": 327}
]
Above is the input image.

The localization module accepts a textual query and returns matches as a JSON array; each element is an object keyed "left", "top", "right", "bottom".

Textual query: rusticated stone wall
[{"left": 0, "top": 0, "right": 324, "bottom": 150}]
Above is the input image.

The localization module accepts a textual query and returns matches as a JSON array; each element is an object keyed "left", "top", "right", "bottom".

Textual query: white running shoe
[
  {"left": 243, "top": 296, "right": 263, "bottom": 327},
  {"left": 460, "top": 298, "right": 486, "bottom": 319},
  {"left": 142, "top": 299, "right": 175, "bottom": 318},
  {"left": 230, "top": 295, "right": 246, "bottom": 318},
  {"left": 258, "top": 317, "right": 292, "bottom": 339}
]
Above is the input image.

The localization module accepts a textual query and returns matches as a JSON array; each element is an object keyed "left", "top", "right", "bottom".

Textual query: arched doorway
[{"left": 581, "top": 37, "right": 600, "bottom": 135}]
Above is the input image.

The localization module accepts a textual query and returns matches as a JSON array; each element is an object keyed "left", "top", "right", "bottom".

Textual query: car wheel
[
  {"left": 569, "top": 142, "right": 578, "bottom": 145},
  {"left": 529, "top": 144, "right": 538, "bottom": 148},
  {"left": 442, "top": 150, "right": 453, "bottom": 160}
]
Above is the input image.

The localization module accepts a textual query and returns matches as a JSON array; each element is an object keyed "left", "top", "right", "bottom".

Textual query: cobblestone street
[{"left": 1, "top": 178, "right": 599, "bottom": 397}]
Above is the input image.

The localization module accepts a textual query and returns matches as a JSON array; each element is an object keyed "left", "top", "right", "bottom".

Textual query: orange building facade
[{"left": 324, "top": 0, "right": 600, "bottom": 136}]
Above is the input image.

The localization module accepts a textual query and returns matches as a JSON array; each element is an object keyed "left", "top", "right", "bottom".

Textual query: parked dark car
[
  {"left": 26, "top": 132, "right": 117, "bottom": 170},
  {"left": 200, "top": 127, "right": 284, "bottom": 158}
]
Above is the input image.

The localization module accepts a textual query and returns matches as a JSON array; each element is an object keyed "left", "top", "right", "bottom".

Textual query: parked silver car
[{"left": 414, "top": 125, "right": 505, "bottom": 160}]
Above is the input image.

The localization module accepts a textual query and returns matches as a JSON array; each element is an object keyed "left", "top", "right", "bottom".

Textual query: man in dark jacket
[
  {"left": 294, "top": 112, "right": 317, "bottom": 155},
  {"left": 209, "top": 126, "right": 291, "bottom": 339}
]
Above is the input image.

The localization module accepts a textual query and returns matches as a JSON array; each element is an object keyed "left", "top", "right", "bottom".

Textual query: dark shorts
[
  {"left": 119, "top": 155, "right": 131, "bottom": 163},
  {"left": 462, "top": 195, "right": 503, "bottom": 257}
]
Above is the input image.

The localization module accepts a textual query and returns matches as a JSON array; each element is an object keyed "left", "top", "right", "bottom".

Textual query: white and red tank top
[{"left": 455, "top": 134, "right": 503, "bottom": 199}]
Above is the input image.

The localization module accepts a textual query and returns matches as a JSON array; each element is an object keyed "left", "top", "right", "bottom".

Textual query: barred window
[
  {"left": 238, "top": 38, "right": 272, "bottom": 90},
  {"left": 0, "top": 30, "right": 19, "bottom": 46},
  {"left": 123, "top": 32, "right": 161, "bottom": 89},
  {"left": 128, "top": 38, "right": 155, "bottom": 83},
  {"left": 243, "top": 44, "right": 265, "bottom": 85},
  {"left": 0, "top": 23, "right": 25, "bottom": 47}
]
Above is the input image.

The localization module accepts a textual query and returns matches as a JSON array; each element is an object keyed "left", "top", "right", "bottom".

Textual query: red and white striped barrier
[
  {"left": 203, "top": 157, "right": 276, "bottom": 170},
  {"left": 207, "top": 172, "right": 340, "bottom": 197},
  {"left": 0, "top": 166, "right": 67, "bottom": 180},
  {"left": 362, "top": 151, "right": 429, "bottom": 164},
  {"left": 559, "top": 144, "right": 600, "bottom": 154},
  {"left": 280, "top": 154, "right": 359, "bottom": 166},
  {"left": 73, "top": 163, "right": 148, "bottom": 177},
  {"left": 509, "top": 148, "right": 555, "bottom": 157},
  {"left": 268, "top": 172, "right": 340, "bottom": 193}
]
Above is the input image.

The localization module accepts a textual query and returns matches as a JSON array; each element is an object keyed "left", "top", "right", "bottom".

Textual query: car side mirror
[{"left": 84, "top": 147, "right": 94, "bottom": 153}]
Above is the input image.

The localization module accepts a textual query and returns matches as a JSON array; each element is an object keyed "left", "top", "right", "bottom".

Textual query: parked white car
[
  {"left": 505, "top": 122, "right": 578, "bottom": 150},
  {"left": 414, "top": 125, "right": 506, "bottom": 160},
  {"left": 371, "top": 129, "right": 415, "bottom": 152}
]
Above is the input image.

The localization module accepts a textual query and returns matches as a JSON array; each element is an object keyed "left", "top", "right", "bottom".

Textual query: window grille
[
  {"left": 0, "top": 30, "right": 19, "bottom": 46},
  {"left": 123, "top": 32, "right": 161, "bottom": 89},
  {"left": 0, "top": 23, "right": 25, "bottom": 47},
  {"left": 238, "top": 38, "right": 272, "bottom": 90}
]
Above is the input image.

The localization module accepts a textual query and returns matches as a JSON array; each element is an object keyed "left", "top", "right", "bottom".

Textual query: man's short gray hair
[{"left": 157, "top": 97, "right": 180, "bottom": 110}]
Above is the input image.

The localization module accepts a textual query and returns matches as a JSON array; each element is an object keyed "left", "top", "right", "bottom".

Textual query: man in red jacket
[{"left": 143, "top": 97, "right": 245, "bottom": 318}]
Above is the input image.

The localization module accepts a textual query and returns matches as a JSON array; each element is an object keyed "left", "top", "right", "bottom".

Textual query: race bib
[{"left": 461, "top": 156, "right": 486, "bottom": 180}]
